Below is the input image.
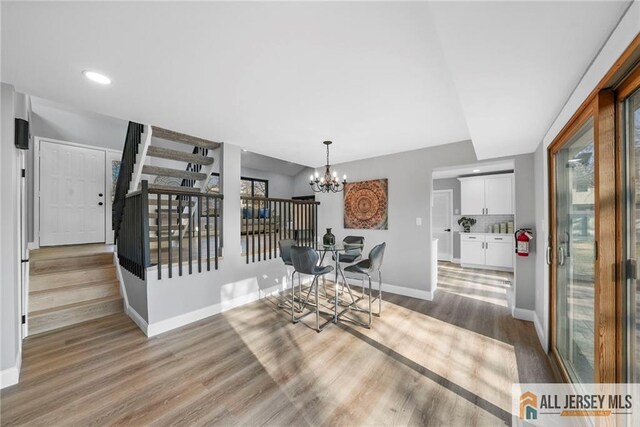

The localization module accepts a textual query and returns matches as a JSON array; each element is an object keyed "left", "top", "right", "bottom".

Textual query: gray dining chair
[
  {"left": 290, "top": 246, "right": 334, "bottom": 332},
  {"left": 332, "top": 236, "right": 364, "bottom": 303},
  {"left": 278, "top": 239, "right": 298, "bottom": 309},
  {"left": 344, "top": 242, "right": 386, "bottom": 327}
]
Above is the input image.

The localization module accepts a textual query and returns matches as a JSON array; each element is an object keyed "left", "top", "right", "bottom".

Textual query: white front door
[
  {"left": 40, "top": 141, "right": 106, "bottom": 246},
  {"left": 432, "top": 190, "right": 453, "bottom": 261}
]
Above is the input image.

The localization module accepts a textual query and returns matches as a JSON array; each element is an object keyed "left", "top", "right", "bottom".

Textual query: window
[
  {"left": 205, "top": 173, "right": 269, "bottom": 198},
  {"left": 241, "top": 177, "right": 268, "bottom": 198}
]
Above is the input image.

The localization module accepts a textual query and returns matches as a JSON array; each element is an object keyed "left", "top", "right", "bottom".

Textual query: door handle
[
  {"left": 444, "top": 229, "right": 451, "bottom": 232},
  {"left": 98, "top": 202, "right": 104, "bottom": 206},
  {"left": 546, "top": 246, "right": 552, "bottom": 265},
  {"left": 98, "top": 193, "right": 103, "bottom": 197},
  {"left": 558, "top": 247, "right": 565, "bottom": 266}
]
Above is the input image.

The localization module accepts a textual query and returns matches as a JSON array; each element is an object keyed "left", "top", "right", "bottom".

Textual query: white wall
[
  {"left": 532, "top": 0, "right": 639, "bottom": 352},
  {"left": 0, "top": 83, "right": 22, "bottom": 388}
]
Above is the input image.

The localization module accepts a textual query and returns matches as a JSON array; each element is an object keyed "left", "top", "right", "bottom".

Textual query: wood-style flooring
[{"left": 0, "top": 262, "right": 555, "bottom": 426}]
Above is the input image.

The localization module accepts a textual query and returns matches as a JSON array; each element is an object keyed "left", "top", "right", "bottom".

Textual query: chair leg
[
  {"left": 315, "top": 275, "right": 320, "bottom": 332},
  {"left": 291, "top": 271, "right": 296, "bottom": 323},
  {"left": 339, "top": 267, "right": 356, "bottom": 304},
  {"left": 367, "top": 274, "right": 372, "bottom": 327},
  {"left": 378, "top": 270, "right": 382, "bottom": 316}
]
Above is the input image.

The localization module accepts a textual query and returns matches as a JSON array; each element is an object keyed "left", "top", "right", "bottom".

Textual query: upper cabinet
[{"left": 459, "top": 174, "right": 514, "bottom": 215}]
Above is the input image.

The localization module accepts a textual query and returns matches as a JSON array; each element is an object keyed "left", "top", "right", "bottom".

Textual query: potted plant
[{"left": 458, "top": 217, "right": 477, "bottom": 233}]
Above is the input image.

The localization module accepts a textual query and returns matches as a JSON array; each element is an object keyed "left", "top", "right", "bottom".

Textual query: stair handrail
[{"left": 113, "top": 121, "right": 144, "bottom": 242}]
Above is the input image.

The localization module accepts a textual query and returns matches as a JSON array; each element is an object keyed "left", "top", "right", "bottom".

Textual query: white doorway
[
  {"left": 433, "top": 189, "right": 453, "bottom": 261},
  {"left": 40, "top": 141, "right": 106, "bottom": 246}
]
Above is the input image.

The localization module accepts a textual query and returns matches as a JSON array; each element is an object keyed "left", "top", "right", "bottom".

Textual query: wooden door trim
[{"left": 594, "top": 90, "right": 617, "bottom": 383}]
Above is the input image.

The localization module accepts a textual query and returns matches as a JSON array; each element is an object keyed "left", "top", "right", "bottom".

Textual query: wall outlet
[{"left": 416, "top": 217, "right": 422, "bottom": 226}]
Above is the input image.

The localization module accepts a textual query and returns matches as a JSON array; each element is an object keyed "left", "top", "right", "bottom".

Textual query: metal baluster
[
  {"left": 197, "top": 195, "right": 202, "bottom": 273},
  {"left": 188, "top": 195, "right": 193, "bottom": 274},
  {"left": 214, "top": 198, "right": 219, "bottom": 270},
  {"left": 157, "top": 193, "right": 161, "bottom": 280},
  {"left": 245, "top": 200, "right": 249, "bottom": 264},
  {"left": 168, "top": 195, "right": 173, "bottom": 278},
  {"left": 206, "top": 196, "right": 211, "bottom": 271},
  {"left": 178, "top": 196, "right": 183, "bottom": 276},
  {"left": 252, "top": 197, "right": 256, "bottom": 263}
]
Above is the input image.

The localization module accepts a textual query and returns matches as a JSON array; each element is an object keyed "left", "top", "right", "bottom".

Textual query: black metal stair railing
[
  {"left": 241, "top": 196, "right": 319, "bottom": 264},
  {"left": 113, "top": 121, "right": 144, "bottom": 242}
]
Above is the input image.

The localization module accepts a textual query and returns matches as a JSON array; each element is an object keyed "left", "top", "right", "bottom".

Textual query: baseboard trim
[
  {"left": 146, "top": 284, "right": 283, "bottom": 337},
  {"left": 0, "top": 350, "right": 22, "bottom": 389},
  {"left": 512, "top": 307, "right": 536, "bottom": 322},
  {"left": 451, "top": 258, "right": 461, "bottom": 264},
  {"left": 27, "top": 242, "right": 39, "bottom": 251},
  {"left": 533, "top": 312, "right": 547, "bottom": 352},
  {"left": 125, "top": 305, "right": 149, "bottom": 336}
]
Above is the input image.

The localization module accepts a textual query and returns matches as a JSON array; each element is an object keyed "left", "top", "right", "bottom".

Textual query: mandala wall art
[{"left": 343, "top": 179, "right": 388, "bottom": 230}]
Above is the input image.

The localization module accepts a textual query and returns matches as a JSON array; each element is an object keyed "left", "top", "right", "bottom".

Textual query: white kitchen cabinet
[
  {"left": 484, "top": 236, "right": 514, "bottom": 268},
  {"left": 460, "top": 235, "right": 486, "bottom": 265},
  {"left": 460, "top": 179, "right": 485, "bottom": 215},
  {"left": 459, "top": 174, "right": 513, "bottom": 215},
  {"left": 460, "top": 234, "right": 514, "bottom": 270},
  {"left": 484, "top": 175, "right": 514, "bottom": 215}
]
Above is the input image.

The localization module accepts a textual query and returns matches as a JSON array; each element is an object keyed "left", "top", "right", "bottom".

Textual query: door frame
[
  {"left": 433, "top": 189, "right": 454, "bottom": 262},
  {"left": 33, "top": 137, "right": 121, "bottom": 248}
]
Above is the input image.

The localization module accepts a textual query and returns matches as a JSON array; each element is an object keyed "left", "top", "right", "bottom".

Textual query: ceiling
[{"left": 0, "top": 1, "right": 631, "bottom": 167}]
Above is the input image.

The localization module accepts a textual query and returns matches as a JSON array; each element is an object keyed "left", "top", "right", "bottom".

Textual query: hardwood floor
[{"left": 1, "top": 263, "right": 555, "bottom": 426}]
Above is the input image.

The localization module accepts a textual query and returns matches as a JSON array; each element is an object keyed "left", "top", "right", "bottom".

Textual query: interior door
[
  {"left": 432, "top": 190, "right": 453, "bottom": 261},
  {"left": 40, "top": 141, "right": 106, "bottom": 246}
]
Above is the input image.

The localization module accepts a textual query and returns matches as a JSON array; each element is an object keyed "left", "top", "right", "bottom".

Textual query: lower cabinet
[{"left": 460, "top": 234, "right": 514, "bottom": 269}]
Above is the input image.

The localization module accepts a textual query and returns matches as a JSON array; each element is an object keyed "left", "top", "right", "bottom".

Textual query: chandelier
[{"left": 309, "top": 141, "right": 347, "bottom": 193}]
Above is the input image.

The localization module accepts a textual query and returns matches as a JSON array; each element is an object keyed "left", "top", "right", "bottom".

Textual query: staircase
[
  {"left": 136, "top": 126, "right": 220, "bottom": 266},
  {"left": 29, "top": 244, "right": 122, "bottom": 335}
]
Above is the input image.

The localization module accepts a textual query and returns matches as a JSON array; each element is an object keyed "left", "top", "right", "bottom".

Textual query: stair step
[
  {"left": 142, "top": 165, "right": 207, "bottom": 181},
  {"left": 151, "top": 126, "right": 221, "bottom": 150},
  {"left": 31, "top": 253, "right": 114, "bottom": 275},
  {"left": 148, "top": 183, "right": 205, "bottom": 196},
  {"left": 146, "top": 145, "right": 215, "bottom": 165},
  {"left": 29, "top": 280, "right": 120, "bottom": 313},
  {"left": 29, "top": 296, "right": 123, "bottom": 336},
  {"left": 30, "top": 265, "right": 117, "bottom": 292}
]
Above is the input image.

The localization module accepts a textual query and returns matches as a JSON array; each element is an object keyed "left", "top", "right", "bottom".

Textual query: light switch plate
[{"left": 416, "top": 217, "right": 422, "bottom": 226}]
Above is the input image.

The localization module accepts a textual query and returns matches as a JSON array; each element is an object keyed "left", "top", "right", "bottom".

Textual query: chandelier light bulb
[
  {"left": 315, "top": 171, "right": 319, "bottom": 178},
  {"left": 309, "top": 174, "right": 314, "bottom": 181},
  {"left": 343, "top": 174, "right": 347, "bottom": 181},
  {"left": 333, "top": 170, "right": 337, "bottom": 177}
]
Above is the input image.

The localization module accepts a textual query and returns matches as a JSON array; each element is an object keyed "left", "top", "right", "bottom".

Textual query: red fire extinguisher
[{"left": 515, "top": 229, "right": 533, "bottom": 257}]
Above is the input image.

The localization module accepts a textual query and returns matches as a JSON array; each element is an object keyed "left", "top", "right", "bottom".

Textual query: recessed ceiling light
[
  {"left": 242, "top": 149, "right": 248, "bottom": 152},
  {"left": 473, "top": 169, "right": 481, "bottom": 173},
  {"left": 82, "top": 70, "right": 111, "bottom": 85}
]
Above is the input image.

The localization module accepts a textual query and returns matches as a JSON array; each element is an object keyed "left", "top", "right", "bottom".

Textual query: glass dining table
[{"left": 312, "top": 242, "right": 364, "bottom": 326}]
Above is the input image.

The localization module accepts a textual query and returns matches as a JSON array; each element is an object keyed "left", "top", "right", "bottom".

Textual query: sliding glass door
[
  {"left": 556, "top": 119, "right": 597, "bottom": 382},
  {"left": 623, "top": 77, "right": 640, "bottom": 383},
  {"left": 552, "top": 116, "right": 597, "bottom": 383}
]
